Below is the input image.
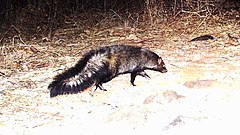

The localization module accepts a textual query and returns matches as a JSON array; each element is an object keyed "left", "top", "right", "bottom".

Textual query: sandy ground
[{"left": 1, "top": 33, "right": 240, "bottom": 135}]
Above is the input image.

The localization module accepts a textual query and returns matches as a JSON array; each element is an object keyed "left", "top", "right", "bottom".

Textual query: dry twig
[
  {"left": 0, "top": 71, "right": 6, "bottom": 76},
  {"left": 0, "top": 25, "right": 26, "bottom": 45}
]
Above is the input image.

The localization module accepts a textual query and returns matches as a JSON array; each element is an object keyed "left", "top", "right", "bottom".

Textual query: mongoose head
[
  {"left": 146, "top": 56, "right": 167, "bottom": 73},
  {"left": 156, "top": 57, "right": 168, "bottom": 73}
]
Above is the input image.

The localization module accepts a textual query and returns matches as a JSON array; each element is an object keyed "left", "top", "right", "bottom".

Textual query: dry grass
[{"left": 0, "top": 12, "right": 240, "bottom": 134}]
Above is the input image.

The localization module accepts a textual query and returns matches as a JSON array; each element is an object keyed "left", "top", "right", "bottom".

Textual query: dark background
[{"left": 0, "top": 0, "right": 239, "bottom": 41}]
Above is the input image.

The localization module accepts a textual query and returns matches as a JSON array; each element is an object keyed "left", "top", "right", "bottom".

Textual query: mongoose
[{"left": 48, "top": 45, "right": 167, "bottom": 97}]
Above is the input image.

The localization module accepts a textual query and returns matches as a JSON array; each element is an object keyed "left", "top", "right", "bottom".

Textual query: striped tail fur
[{"left": 48, "top": 49, "right": 106, "bottom": 97}]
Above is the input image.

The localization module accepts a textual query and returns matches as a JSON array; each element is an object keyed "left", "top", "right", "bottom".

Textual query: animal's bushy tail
[{"left": 48, "top": 53, "right": 95, "bottom": 97}]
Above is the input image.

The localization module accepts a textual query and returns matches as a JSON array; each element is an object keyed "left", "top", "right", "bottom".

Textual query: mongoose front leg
[
  {"left": 131, "top": 71, "right": 150, "bottom": 86},
  {"left": 131, "top": 72, "right": 138, "bottom": 86},
  {"left": 137, "top": 71, "right": 150, "bottom": 79}
]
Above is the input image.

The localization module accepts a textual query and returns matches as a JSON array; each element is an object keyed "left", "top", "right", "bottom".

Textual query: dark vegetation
[{"left": 0, "top": 0, "right": 239, "bottom": 43}]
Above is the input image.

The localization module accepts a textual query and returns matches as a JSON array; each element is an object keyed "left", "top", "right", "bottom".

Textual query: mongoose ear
[{"left": 158, "top": 58, "right": 162, "bottom": 64}]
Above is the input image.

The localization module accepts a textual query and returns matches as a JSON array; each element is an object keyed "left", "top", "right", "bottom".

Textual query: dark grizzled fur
[
  {"left": 48, "top": 45, "right": 167, "bottom": 97},
  {"left": 190, "top": 35, "right": 214, "bottom": 41}
]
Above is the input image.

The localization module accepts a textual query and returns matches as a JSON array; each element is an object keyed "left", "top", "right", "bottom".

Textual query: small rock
[
  {"left": 163, "top": 90, "right": 185, "bottom": 103},
  {"left": 143, "top": 90, "right": 185, "bottom": 104},
  {"left": 163, "top": 115, "right": 185, "bottom": 131},
  {"left": 183, "top": 79, "right": 216, "bottom": 89},
  {"left": 143, "top": 95, "right": 156, "bottom": 104}
]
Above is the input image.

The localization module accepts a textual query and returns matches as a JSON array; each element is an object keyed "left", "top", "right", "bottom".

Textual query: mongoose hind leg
[
  {"left": 90, "top": 84, "right": 107, "bottom": 96},
  {"left": 97, "top": 84, "right": 107, "bottom": 91}
]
